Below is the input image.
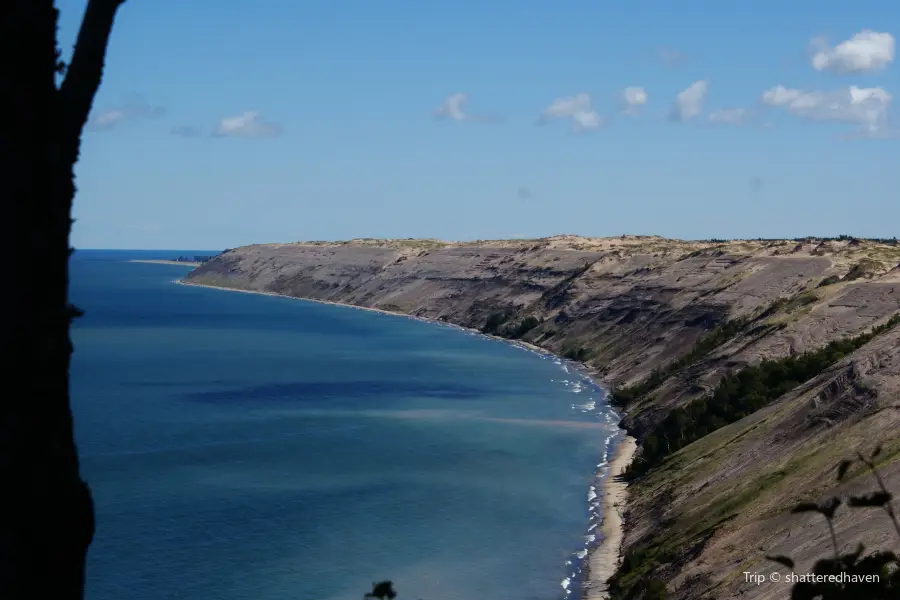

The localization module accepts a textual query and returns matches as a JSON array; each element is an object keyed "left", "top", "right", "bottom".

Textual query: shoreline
[
  {"left": 176, "top": 279, "right": 556, "bottom": 356},
  {"left": 176, "top": 278, "right": 635, "bottom": 599},
  {"left": 584, "top": 434, "right": 637, "bottom": 600},
  {"left": 130, "top": 259, "right": 202, "bottom": 266}
]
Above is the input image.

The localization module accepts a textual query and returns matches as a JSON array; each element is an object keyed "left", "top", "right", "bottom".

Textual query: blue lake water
[{"left": 70, "top": 250, "right": 622, "bottom": 600}]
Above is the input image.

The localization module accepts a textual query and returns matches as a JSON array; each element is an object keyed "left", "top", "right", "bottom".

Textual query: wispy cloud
[
  {"left": 709, "top": 108, "right": 748, "bottom": 125},
  {"left": 213, "top": 111, "right": 283, "bottom": 138},
  {"left": 87, "top": 95, "right": 164, "bottom": 131},
  {"left": 619, "top": 87, "right": 648, "bottom": 115},
  {"left": 435, "top": 93, "right": 468, "bottom": 121},
  {"left": 761, "top": 84, "right": 892, "bottom": 137},
  {"left": 433, "top": 93, "right": 501, "bottom": 123},
  {"left": 538, "top": 93, "right": 604, "bottom": 132},
  {"left": 809, "top": 30, "right": 895, "bottom": 74},
  {"left": 669, "top": 80, "right": 708, "bottom": 122}
]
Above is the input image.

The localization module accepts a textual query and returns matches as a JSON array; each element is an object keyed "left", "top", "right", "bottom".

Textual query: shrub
[
  {"left": 505, "top": 316, "right": 541, "bottom": 339},
  {"left": 563, "top": 346, "right": 590, "bottom": 361},
  {"left": 481, "top": 311, "right": 511, "bottom": 335}
]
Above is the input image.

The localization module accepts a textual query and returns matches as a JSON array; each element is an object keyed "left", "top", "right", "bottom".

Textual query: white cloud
[
  {"left": 87, "top": 96, "right": 164, "bottom": 131},
  {"left": 760, "top": 85, "right": 804, "bottom": 107},
  {"left": 810, "top": 30, "right": 895, "bottom": 74},
  {"left": 538, "top": 93, "right": 604, "bottom": 132},
  {"left": 435, "top": 93, "right": 468, "bottom": 121},
  {"left": 619, "top": 87, "right": 648, "bottom": 115},
  {"left": 572, "top": 110, "right": 603, "bottom": 130},
  {"left": 709, "top": 108, "right": 747, "bottom": 125},
  {"left": 91, "top": 109, "right": 128, "bottom": 130},
  {"left": 434, "top": 93, "right": 501, "bottom": 123},
  {"left": 669, "top": 80, "right": 708, "bottom": 122},
  {"left": 213, "top": 111, "right": 282, "bottom": 137},
  {"left": 761, "top": 84, "right": 892, "bottom": 135}
]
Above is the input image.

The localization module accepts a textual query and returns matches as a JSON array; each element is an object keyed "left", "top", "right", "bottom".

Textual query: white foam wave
[{"left": 549, "top": 353, "right": 628, "bottom": 597}]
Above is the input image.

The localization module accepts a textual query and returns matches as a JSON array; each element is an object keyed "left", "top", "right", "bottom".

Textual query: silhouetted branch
[
  {"left": 59, "top": 0, "right": 126, "bottom": 163},
  {"left": 856, "top": 448, "right": 900, "bottom": 542},
  {"left": 766, "top": 446, "right": 900, "bottom": 599}
]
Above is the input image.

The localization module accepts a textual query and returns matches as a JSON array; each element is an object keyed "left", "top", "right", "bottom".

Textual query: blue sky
[{"left": 59, "top": 0, "right": 899, "bottom": 250}]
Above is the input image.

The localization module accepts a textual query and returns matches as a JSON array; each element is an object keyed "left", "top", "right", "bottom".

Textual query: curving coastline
[
  {"left": 176, "top": 277, "right": 634, "bottom": 598},
  {"left": 180, "top": 236, "right": 900, "bottom": 599}
]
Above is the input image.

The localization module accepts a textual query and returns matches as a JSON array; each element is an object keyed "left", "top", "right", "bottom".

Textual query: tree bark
[{"left": 0, "top": 1, "right": 125, "bottom": 598}]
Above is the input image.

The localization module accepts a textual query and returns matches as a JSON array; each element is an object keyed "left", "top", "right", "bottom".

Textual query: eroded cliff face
[{"left": 185, "top": 235, "right": 900, "bottom": 599}]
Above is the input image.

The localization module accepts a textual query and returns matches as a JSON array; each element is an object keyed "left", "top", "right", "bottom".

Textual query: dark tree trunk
[{"left": 1, "top": 2, "right": 125, "bottom": 598}]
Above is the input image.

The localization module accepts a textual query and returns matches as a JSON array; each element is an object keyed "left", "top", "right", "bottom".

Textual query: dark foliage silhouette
[
  {"left": 766, "top": 446, "right": 900, "bottom": 599},
  {"left": 2, "top": 1, "right": 126, "bottom": 598},
  {"left": 609, "top": 447, "right": 900, "bottom": 599},
  {"left": 365, "top": 581, "right": 398, "bottom": 600}
]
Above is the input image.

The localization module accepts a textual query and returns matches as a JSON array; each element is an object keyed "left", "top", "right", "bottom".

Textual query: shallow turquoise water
[{"left": 70, "top": 250, "right": 621, "bottom": 600}]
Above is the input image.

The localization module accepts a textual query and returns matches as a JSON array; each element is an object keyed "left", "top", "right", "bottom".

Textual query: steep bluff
[{"left": 186, "top": 235, "right": 900, "bottom": 599}]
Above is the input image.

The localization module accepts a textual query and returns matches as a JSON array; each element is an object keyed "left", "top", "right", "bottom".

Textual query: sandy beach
[
  {"left": 584, "top": 434, "right": 637, "bottom": 600},
  {"left": 177, "top": 278, "right": 637, "bottom": 597},
  {"left": 130, "top": 259, "right": 202, "bottom": 267}
]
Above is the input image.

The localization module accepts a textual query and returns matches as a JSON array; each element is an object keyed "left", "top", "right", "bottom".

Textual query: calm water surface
[{"left": 70, "top": 250, "right": 621, "bottom": 600}]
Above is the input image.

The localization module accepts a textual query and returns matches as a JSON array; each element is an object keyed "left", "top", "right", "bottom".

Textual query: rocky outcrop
[{"left": 185, "top": 235, "right": 900, "bottom": 599}]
